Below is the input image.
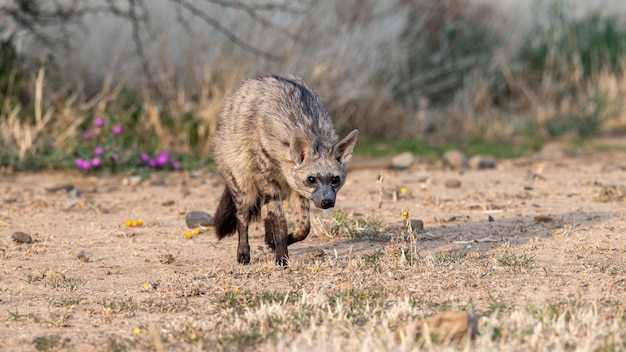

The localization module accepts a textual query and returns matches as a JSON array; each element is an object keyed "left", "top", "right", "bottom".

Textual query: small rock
[
  {"left": 123, "top": 175, "right": 143, "bottom": 186},
  {"left": 391, "top": 152, "right": 415, "bottom": 169},
  {"left": 417, "top": 311, "right": 478, "bottom": 344},
  {"left": 162, "top": 200, "right": 175, "bottom": 206},
  {"left": 443, "top": 150, "right": 468, "bottom": 170},
  {"left": 469, "top": 155, "right": 496, "bottom": 170},
  {"left": 437, "top": 213, "right": 457, "bottom": 222},
  {"left": 12, "top": 231, "right": 33, "bottom": 244},
  {"left": 444, "top": 179, "right": 462, "bottom": 188},
  {"left": 77, "top": 251, "right": 90, "bottom": 262},
  {"left": 488, "top": 215, "right": 495, "bottom": 222},
  {"left": 67, "top": 188, "right": 81, "bottom": 198},
  {"left": 525, "top": 170, "right": 546, "bottom": 181},
  {"left": 41, "top": 269, "right": 66, "bottom": 283},
  {"left": 159, "top": 253, "right": 176, "bottom": 264},
  {"left": 534, "top": 215, "right": 553, "bottom": 223},
  {"left": 185, "top": 211, "right": 214, "bottom": 228},
  {"left": 410, "top": 219, "right": 424, "bottom": 231},
  {"left": 415, "top": 171, "right": 430, "bottom": 183},
  {"left": 310, "top": 249, "right": 325, "bottom": 258},
  {"left": 45, "top": 184, "right": 75, "bottom": 193}
]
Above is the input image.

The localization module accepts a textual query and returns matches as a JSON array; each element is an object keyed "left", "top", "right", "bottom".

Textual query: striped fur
[{"left": 213, "top": 75, "right": 358, "bottom": 265}]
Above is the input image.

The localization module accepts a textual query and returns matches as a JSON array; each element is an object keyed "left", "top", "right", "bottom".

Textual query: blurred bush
[{"left": 1, "top": 0, "right": 626, "bottom": 171}]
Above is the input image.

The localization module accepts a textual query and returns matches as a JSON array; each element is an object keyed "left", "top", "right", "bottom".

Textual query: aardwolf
[{"left": 213, "top": 75, "right": 358, "bottom": 265}]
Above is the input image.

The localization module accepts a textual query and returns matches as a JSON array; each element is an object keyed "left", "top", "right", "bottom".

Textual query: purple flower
[
  {"left": 111, "top": 153, "right": 120, "bottom": 162},
  {"left": 170, "top": 160, "right": 182, "bottom": 169},
  {"left": 155, "top": 150, "right": 169, "bottom": 167},
  {"left": 156, "top": 154, "right": 169, "bottom": 167},
  {"left": 74, "top": 158, "right": 91, "bottom": 170},
  {"left": 140, "top": 152, "right": 150, "bottom": 163},
  {"left": 94, "top": 117, "right": 104, "bottom": 127},
  {"left": 148, "top": 159, "right": 158, "bottom": 168},
  {"left": 91, "top": 157, "right": 102, "bottom": 168},
  {"left": 82, "top": 131, "right": 92, "bottom": 140},
  {"left": 94, "top": 146, "right": 104, "bottom": 155},
  {"left": 112, "top": 124, "right": 123, "bottom": 135}
]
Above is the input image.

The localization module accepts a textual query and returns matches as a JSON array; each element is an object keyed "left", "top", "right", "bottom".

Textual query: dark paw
[
  {"left": 275, "top": 252, "right": 288, "bottom": 267},
  {"left": 237, "top": 242, "right": 251, "bottom": 264},
  {"left": 237, "top": 252, "right": 250, "bottom": 265}
]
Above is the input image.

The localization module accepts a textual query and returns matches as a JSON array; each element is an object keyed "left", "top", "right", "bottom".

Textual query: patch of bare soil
[{"left": 0, "top": 147, "right": 625, "bottom": 351}]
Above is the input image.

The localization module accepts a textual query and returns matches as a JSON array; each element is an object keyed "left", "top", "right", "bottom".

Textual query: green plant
[
  {"left": 101, "top": 297, "right": 138, "bottom": 312},
  {"left": 523, "top": 1, "right": 626, "bottom": 80},
  {"left": 56, "top": 297, "right": 85, "bottom": 307},
  {"left": 497, "top": 251, "right": 535, "bottom": 270},
  {"left": 33, "top": 335, "right": 62, "bottom": 351},
  {"left": 434, "top": 251, "right": 467, "bottom": 266},
  {"left": 399, "top": 0, "right": 500, "bottom": 106}
]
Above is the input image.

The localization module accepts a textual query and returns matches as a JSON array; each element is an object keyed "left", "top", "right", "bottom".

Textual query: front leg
[
  {"left": 264, "top": 194, "right": 289, "bottom": 266},
  {"left": 287, "top": 192, "right": 311, "bottom": 245}
]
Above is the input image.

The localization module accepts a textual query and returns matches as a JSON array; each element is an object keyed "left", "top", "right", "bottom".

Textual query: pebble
[
  {"left": 122, "top": 175, "right": 143, "bottom": 186},
  {"left": 443, "top": 150, "right": 468, "bottom": 170},
  {"left": 415, "top": 311, "right": 478, "bottom": 344},
  {"left": 437, "top": 213, "right": 457, "bottom": 222},
  {"left": 415, "top": 171, "right": 430, "bottom": 183},
  {"left": 410, "top": 219, "right": 424, "bottom": 231},
  {"left": 45, "top": 184, "right": 75, "bottom": 193},
  {"left": 391, "top": 152, "right": 415, "bottom": 169},
  {"left": 189, "top": 170, "right": 204, "bottom": 178},
  {"left": 534, "top": 215, "right": 553, "bottom": 223},
  {"left": 444, "top": 179, "right": 462, "bottom": 188},
  {"left": 12, "top": 231, "right": 33, "bottom": 244},
  {"left": 185, "top": 211, "right": 214, "bottom": 228},
  {"left": 469, "top": 155, "right": 496, "bottom": 170}
]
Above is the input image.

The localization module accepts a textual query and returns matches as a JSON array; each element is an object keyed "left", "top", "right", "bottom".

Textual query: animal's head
[{"left": 289, "top": 129, "right": 359, "bottom": 209}]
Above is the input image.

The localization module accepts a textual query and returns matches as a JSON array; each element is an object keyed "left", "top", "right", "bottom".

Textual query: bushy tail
[{"left": 214, "top": 187, "right": 237, "bottom": 239}]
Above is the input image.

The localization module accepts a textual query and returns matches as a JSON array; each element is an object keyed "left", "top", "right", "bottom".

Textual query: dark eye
[
  {"left": 331, "top": 176, "right": 341, "bottom": 185},
  {"left": 307, "top": 176, "right": 316, "bottom": 185}
]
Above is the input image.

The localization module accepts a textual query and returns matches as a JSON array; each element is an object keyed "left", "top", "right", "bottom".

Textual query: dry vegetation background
[
  {"left": 1, "top": 0, "right": 626, "bottom": 351},
  {"left": 2, "top": 0, "right": 626, "bottom": 167}
]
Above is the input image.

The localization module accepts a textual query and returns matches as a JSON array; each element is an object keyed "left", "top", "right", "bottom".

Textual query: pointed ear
[
  {"left": 334, "top": 129, "right": 358, "bottom": 165},
  {"left": 289, "top": 129, "right": 309, "bottom": 165}
]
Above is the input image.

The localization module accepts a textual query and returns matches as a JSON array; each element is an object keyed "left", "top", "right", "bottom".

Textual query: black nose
[{"left": 321, "top": 199, "right": 334, "bottom": 209}]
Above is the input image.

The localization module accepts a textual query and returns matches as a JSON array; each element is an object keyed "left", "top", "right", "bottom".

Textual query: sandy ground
[{"left": 0, "top": 143, "right": 625, "bottom": 350}]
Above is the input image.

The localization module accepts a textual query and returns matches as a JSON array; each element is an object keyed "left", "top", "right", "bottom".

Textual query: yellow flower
[
  {"left": 125, "top": 219, "right": 132, "bottom": 227},
  {"left": 189, "top": 333, "right": 198, "bottom": 341},
  {"left": 400, "top": 186, "right": 408, "bottom": 194},
  {"left": 137, "top": 219, "right": 143, "bottom": 226},
  {"left": 133, "top": 327, "right": 141, "bottom": 335},
  {"left": 233, "top": 287, "right": 241, "bottom": 294},
  {"left": 192, "top": 228, "right": 200, "bottom": 235},
  {"left": 131, "top": 220, "right": 138, "bottom": 227},
  {"left": 184, "top": 231, "right": 192, "bottom": 239},
  {"left": 142, "top": 283, "right": 151, "bottom": 290},
  {"left": 312, "top": 267, "right": 318, "bottom": 273},
  {"left": 402, "top": 210, "right": 410, "bottom": 219}
]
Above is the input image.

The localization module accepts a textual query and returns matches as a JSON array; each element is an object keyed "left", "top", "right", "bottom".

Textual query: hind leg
[
  {"left": 262, "top": 206, "right": 276, "bottom": 251},
  {"left": 233, "top": 194, "right": 259, "bottom": 265}
]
